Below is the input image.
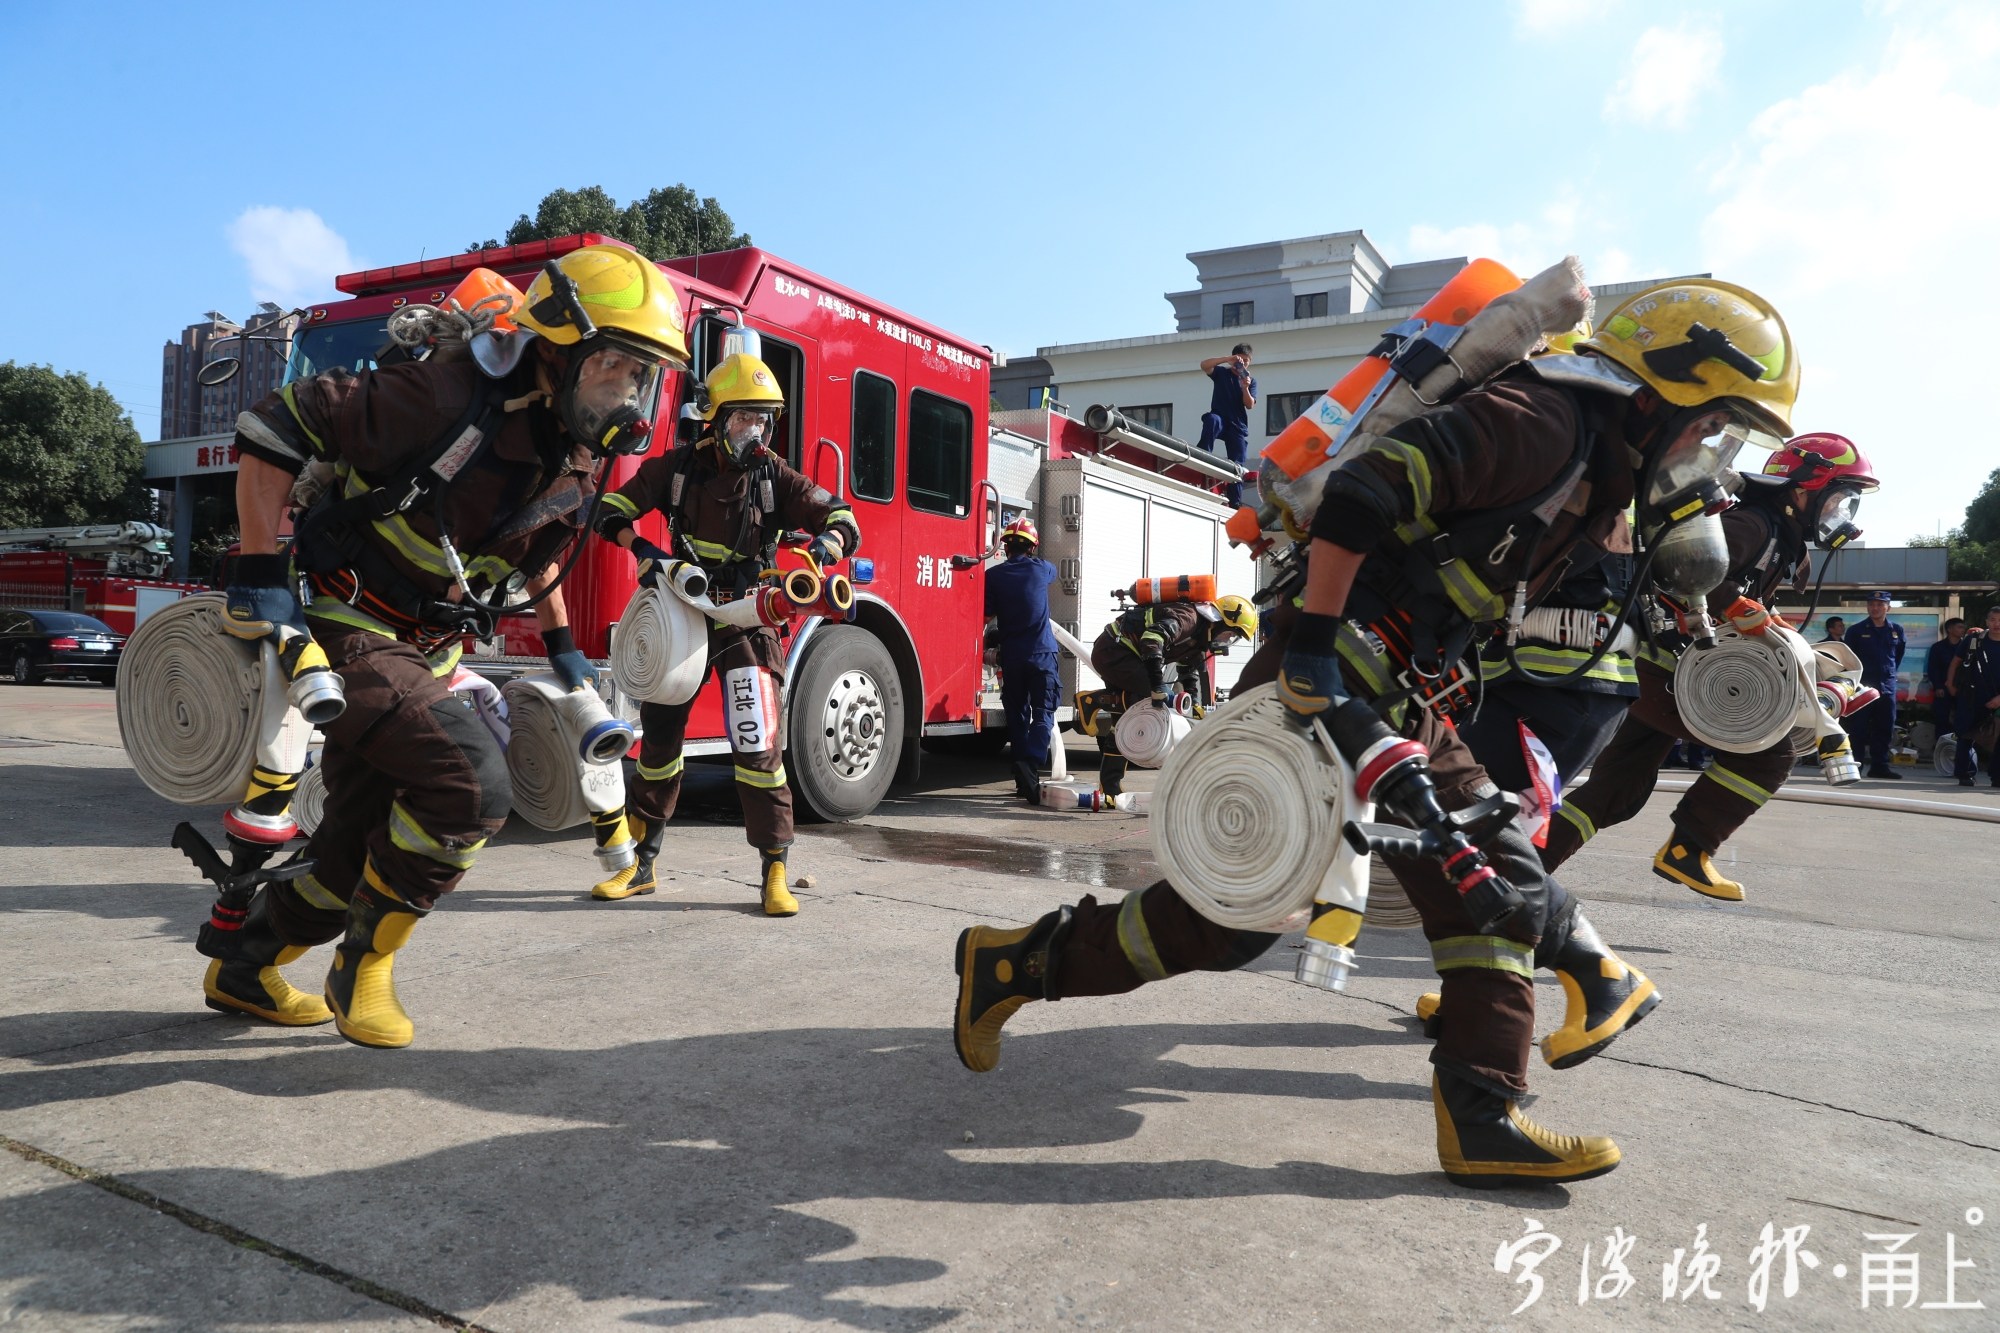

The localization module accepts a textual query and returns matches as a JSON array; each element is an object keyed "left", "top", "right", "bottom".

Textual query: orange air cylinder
[
  {"left": 443, "top": 267, "right": 525, "bottom": 331},
  {"left": 1129, "top": 574, "right": 1217, "bottom": 605}
]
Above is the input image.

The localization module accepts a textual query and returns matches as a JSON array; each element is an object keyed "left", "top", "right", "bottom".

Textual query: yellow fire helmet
[
  {"left": 702, "top": 352, "right": 786, "bottom": 421},
  {"left": 1577, "top": 279, "right": 1797, "bottom": 435},
  {"left": 1538, "top": 318, "right": 1592, "bottom": 356},
  {"left": 516, "top": 244, "right": 690, "bottom": 368},
  {"left": 1214, "top": 594, "right": 1259, "bottom": 640}
]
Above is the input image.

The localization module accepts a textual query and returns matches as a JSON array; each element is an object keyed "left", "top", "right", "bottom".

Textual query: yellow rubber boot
[
  {"left": 1433, "top": 1071, "right": 1621, "bottom": 1189},
  {"left": 1652, "top": 834, "right": 1745, "bottom": 901},
  {"left": 953, "top": 908, "right": 1070, "bottom": 1073},
  {"left": 594, "top": 817, "right": 663, "bottom": 901},
  {"left": 1414, "top": 991, "right": 1442, "bottom": 1039},
  {"left": 761, "top": 847, "right": 798, "bottom": 917},
  {"left": 201, "top": 887, "right": 333, "bottom": 1026},
  {"left": 324, "top": 879, "right": 422, "bottom": 1049},
  {"left": 1540, "top": 910, "right": 1660, "bottom": 1069}
]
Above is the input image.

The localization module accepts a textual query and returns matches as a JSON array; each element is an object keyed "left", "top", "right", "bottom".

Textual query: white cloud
[
  {"left": 1603, "top": 24, "right": 1724, "bottom": 128},
  {"left": 1701, "top": 5, "right": 2000, "bottom": 543},
  {"left": 1515, "top": 0, "right": 1623, "bottom": 33},
  {"left": 226, "top": 206, "right": 356, "bottom": 306},
  {"left": 1403, "top": 195, "right": 1643, "bottom": 295}
]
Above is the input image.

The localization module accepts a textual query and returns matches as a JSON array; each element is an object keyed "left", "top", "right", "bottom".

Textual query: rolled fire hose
[
  {"left": 1363, "top": 856, "right": 1425, "bottom": 930},
  {"left": 1655, "top": 775, "right": 2000, "bottom": 825},
  {"left": 1151, "top": 685, "right": 1358, "bottom": 932},
  {"left": 611, "top": 562, "right": 712, "bottom": 706},
  {"left": 117, "top": 593, "right": 312, "bottom": 806},
  {"left": 1113, "top": 704, "right": 1192, "bottom": 769},
  {"left": 293, "top": 753, "right": 327, "bottom": 837},
  {"left": 1935, "top": 732, "right": 1958, "bottom": 777},
  {"left": 500, "top": 673, "right": 633, "bottom": 831},
  {"left": 1673, "top": 627, "right": 1811, "bottom": 753}
]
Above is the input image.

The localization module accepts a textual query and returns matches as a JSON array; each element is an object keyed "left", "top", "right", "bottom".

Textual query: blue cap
[{"left": 1867, "top": 591, "right": 1892, "bottom": 602}]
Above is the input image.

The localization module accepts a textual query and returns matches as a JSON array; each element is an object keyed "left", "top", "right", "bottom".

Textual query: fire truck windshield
[{"left": 285, "top": 320, "right": 389, "bottom": 384}]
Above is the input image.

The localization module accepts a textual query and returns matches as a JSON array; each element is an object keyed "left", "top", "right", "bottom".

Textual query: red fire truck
[
  {"left": 0, "top": 523, "right": 206, "bottom": 633},
  {"left": 285, "top": 234, "right": 1252, "bottom": 819}
]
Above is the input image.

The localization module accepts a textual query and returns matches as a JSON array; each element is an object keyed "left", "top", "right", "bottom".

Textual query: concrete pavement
[{"left": 3, "top": 680, "right": 1997, "bottom": 1329}]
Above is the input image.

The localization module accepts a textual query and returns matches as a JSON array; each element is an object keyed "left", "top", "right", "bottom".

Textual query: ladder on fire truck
[{"left": 0, "top": 523, "right": 175, "bottom": 580}]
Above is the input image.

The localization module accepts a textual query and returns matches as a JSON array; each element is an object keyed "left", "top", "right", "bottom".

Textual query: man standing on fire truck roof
[
  {"left": 210, "top": 244, "right": 689, "bottom": 1049},
  {"left": 588, "top": 351, "right": 860, "bottom": 915},
  {"left": 952, "top": 278, "right": 1800, "bottom": 1188}
]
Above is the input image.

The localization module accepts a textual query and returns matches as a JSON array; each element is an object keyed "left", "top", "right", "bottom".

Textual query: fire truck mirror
[{"left": 196, "top": 357, "right": 242, "bottom": 387}]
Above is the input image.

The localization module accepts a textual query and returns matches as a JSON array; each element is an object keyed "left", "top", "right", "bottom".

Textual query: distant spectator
[
  {"left": 1845, "top": 593, "right": 1907, "bottom": 778},
  {"left": 1820, "top": 616, "right": 1846, "bottom": 643},
  {"left": 1196, "top": 343, "right": 1256, "bottom": 509},
  {"left": 1928, "top": 617, "right": 1968, "bottom": 732},
  {"left": 1947, "top": 605, "right": 2000, "bottom": 787}
]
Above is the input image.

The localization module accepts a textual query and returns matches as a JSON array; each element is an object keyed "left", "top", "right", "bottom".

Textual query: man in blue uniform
[
  {"left": 1845, "top": 592, "right": 1907, "bottom": 778},
  {"left": 985, "top": 516, "right": 1061, "bottom": 803},
  {"left": 1927, "top": 617, "right": 1967, "bottom": 733},
  {"left": 1196, "top": 344, "right": 1257, "bottom": 507}
]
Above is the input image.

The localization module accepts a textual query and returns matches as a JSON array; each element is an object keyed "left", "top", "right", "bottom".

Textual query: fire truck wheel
[
  {"left": 788, "top": 626, "right": 905, "bottom": 822},
  {"left": 12, "top": 653, "right": 38, "bottom": 685}
]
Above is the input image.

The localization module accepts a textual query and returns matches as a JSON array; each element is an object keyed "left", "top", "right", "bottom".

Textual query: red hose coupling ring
[
  {"left": 1354, "top": 738, "right": 1426, "bottom": 800},
  {"left": 1454, "top": 863, "right": 1498, "bottom": 897}
]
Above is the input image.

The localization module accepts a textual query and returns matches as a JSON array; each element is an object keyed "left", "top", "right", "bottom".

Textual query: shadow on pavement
[{"left": 0, "top": 1016, "right": 1456, "bottom": 1327}]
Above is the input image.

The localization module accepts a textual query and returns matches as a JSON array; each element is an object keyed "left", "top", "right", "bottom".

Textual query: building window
[
  {"left": 1294, "top": 292, "right": 1328, "bottom": 320},
  {"left": 908, "top": 389, "right": 973, "bottom": 516},
  {"left": 851, "top": 370, "right": 896, "bottom": 503},
  {"left": 1266, "top": 390, "right": 1320, "bottom": 436},
  {"left": 1121, "top": 403, "right": 1173, "bottom": 436},
  {"left": 1220, "top": 301, "right": 1253, "bottom": 328}
]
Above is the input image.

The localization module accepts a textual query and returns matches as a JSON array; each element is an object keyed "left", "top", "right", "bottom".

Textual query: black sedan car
[{"left": 0, "top": 608, "right": 125, "bottom": 684}]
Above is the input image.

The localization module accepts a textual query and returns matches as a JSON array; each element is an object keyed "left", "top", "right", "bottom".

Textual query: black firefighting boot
[
  {"left": 1539, "top": 909, "right": 1660, "bottom": 1069},
  {"left": 594, "top": 816, "right": 666, "bottom": 901},
  {"left": 761, "top": 846, "right": 798, "bottom": 917},
  {"left": 202, "top": 886, "right": 334, "bottom": 1026},
  {"left": 953, "top": 907, "right": 1071, "bottom": 1073},
  {"left": 324, "top": 877, "right": 426, "bottom": 1049},
  {"left": 1433, "top": 1069, "right": 1621, "bottom": 1189},
  {"left": 1652, "top": 829, "right": 1745, "bottom": 901},
  {"left": 1011, "top": 759, "right": 1042, "bottom": 806},
  {"left": 1097, "top": 753, "right": 1128, "bottom": 800}
]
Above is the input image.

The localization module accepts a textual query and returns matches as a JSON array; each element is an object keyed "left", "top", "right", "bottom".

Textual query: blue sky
[{"left": 2, "top": 0, "right": 1993, "bottom": 545}]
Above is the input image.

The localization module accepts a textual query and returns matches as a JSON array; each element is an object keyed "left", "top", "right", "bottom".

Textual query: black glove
[
  {"left": 630, "top": 537, "right": 672, "bottom": 588},
  {"left": 223, "top": 553, "right": 308, "bottom": 645},
  {"left": 1277, "top": 611, "right": 1348, "bottom": 727},
  {"left": 805, "top": 532, "right": 844, "bottom": 568},
  {"left": 543, "top": 626, "right": 597, "bottom": 694}
]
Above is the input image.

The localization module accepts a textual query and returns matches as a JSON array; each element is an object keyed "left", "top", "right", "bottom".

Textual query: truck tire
[{"left": 787, "top": 626, "right": 904, "bottom": 822}]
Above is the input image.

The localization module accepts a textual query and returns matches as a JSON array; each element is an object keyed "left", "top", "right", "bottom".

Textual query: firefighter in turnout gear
[
  {"left": 1540, "top": 433, "right": 1877, "bottom": 902},
  {"left": 208, "top": 243, "right": 690, "bottom": 1048},
  {"left": 954, "top": 277, "right": 1799, "bottom": 1188},
  {"left": 590, "top": 352, "right": 860, "bottom": 914},
  {"left": 1079, "top": 595, "right": 1257, "bottom": 798}
]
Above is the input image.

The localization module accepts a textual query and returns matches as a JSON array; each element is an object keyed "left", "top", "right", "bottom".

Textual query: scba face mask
[
  {"left": 1637, "top": 407, "right": 1774, "bottom": 605},
  {"left": 562, "top": 343, "right": 665, "bottom": 456},
  {"left": 1813, "top": 485, "right": 1865, "bottom": 550},
  {"left": 719, "top": 406, "right": 779, "bottom": 467}
]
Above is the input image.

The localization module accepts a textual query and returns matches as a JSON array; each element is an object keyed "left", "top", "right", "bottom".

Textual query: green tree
[
  {"left": 1962, "top": 464, "right": 2000, "bottom": 545},
  {"left": 0, "top": 363, "right": 149, "bottom": 529},
  {"left": 477, "top": 184, "right": 750, "bottom": 262}
]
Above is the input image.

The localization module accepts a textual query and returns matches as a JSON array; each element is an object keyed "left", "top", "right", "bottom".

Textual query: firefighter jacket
[
  {"left": 596, "top": 438, "right": 860, "bottom": 595},
  {"left": 1309, "top": 366, "right": 1639, "bottom": 639},
  {"left": 234, "top": 357, "right": 594, "bottom": 648},
  {"left": 1712, "top": 492, "right": 1810, "bottom": 614},
  {"left": 1106, "top": 601, "right": 1209, "bottom": 692}
]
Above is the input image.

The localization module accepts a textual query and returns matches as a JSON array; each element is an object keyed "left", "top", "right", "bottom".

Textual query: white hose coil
[
  {"left": 501, "top": 674, "right": 632, "bottom": 831},
  {"left": 1113, "top": 705, "right": 1191, "bottom": 769},
  {"left": 1364, "top": 856, "right": 1425, "bottom": 929},
  {"left": 1674, "top": 627, "right": 1815, "bottom": 753},
  {"left": 611, "top": 580, "right": 709, "bottom": 706},
  {"left": 294, "top": 755, "right": 327, "bottom": 837},
  {"left": 1935, "top": 732, "right": 1958, "bottom": 777},
  {"left": 116, "top": 593, "right": 311, "bottom": 806},
  {"left": 1151, "top": 685, "right": 1353, "bottom": 932}
]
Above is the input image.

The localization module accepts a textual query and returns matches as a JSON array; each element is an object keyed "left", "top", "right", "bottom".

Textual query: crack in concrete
[
  {"left": 0, "top": 1133, "right": 495, "bottom": 1331},
  {"left": 1597, "top": 1054, "right": 2000, "bottom": 1155},
  {"left": 4, "top": 1012, "right": 220, "bottom": 1063}
]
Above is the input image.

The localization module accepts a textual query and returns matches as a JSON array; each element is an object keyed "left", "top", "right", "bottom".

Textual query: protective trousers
[
  {"left": 1848, "top": 692, "right": 1898, "bottom": 768},
  {"left": 1050, "top": 614, "right": 1553, "bottom": 1097},
  {"left": 1086, "top": 633, "right": 1157, "bottom": 761},
  {"left": 268, "top": 624, "right": 512, "bottom": 946},
  {"left": 1540, "top": 660, "right": 1791, "bottom": 869},
  {"left": 631, "top": 622, "right": 791, "bottom": 849},
  {"left": 1001, "top": 652, "right": 1060, "bottom": 768}
]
